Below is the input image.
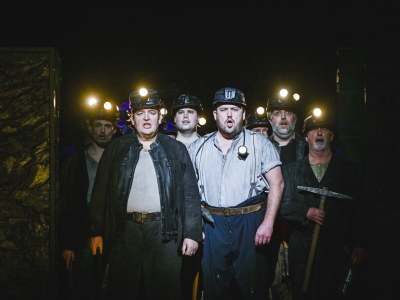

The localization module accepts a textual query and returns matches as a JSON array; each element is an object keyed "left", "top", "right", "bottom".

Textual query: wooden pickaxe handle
[{"left": 302, "top": 187, "right": 328, "bottom": 292}]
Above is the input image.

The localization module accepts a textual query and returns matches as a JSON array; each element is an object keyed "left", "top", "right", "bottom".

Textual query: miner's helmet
[
  {"left": 302, "top": 108, "right": 336, "bottom": 135},
  {"left": 266, "top": 97, "right": 297, "bottom": 113},
  {"left": 213, "top": 87, "right": 246, "bottom": 109},
  {"left": 129, "top": 88, "right": 162, "bottom": 112},
  {"left": 246, "top": 113, "right": 270, "bottom": 130},
  {"left": 159, "top": 121, "right": 178, "bottom": 137},
  {"left": 87, "top": 99, "right": 120, "bottom": 121},
  {"left": 171, "top": 94, "right": 203, "bottom": 116}
]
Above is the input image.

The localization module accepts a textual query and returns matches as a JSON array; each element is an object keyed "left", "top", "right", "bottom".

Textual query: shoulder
[
  {"left": 159, "top": 133, "right": 186, "bottom": 150},
  {"left": 188, "top": 131, "right": 216, "bottom": 154}
]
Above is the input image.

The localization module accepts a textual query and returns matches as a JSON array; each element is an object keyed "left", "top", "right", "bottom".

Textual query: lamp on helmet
[
  {"left": 302, "top": 108, "right": 336, "bottom": 135},
  {"left": 87, "top": 100, "right": 120, "bottom": 121},
  {"left": 171, "top": 94, "right": 203, "bottom": 116},
  {"left": 266, "top": 97, "right": 297, "bottom": 113},
  {"left": 246, "top": 112, "right": 270, "bottom": 130},
  {"left": 129, "top": 88, "right": 162, "bottom": 112},
  {"left": 213, "top": 87, "right": 246, "bottom": 108}
]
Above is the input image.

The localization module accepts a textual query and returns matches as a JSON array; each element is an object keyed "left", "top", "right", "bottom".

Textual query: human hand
[
  {"left": 90, "top": 236, "right": 103, "bottom": 255},
  {"left": 351, "top": 247, "right": 365, "bottom": 267},
  {"left": 255, "top": 221, "right": 273, "bottom": 246},
  {"left": 182, "top": 238, "right": 199, "bottom": 256},
  {"left": 61, "top": 249, "right": 75, "bottom": 270},
  {"left": 306, "top": 207, "right": 325, "bottom": 225}
]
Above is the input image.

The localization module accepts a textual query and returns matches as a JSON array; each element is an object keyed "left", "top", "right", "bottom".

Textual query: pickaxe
[{"left": 297, "top": 186, "right": 353, "bottom": 292}]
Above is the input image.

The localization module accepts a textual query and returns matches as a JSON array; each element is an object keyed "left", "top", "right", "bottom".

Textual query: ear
[
  {"left": 130, "top": 116, "right": 135, "bottom": 127},
  {"left": 158, "top": 113, "right": 162, "bottom": 125},
  {"left": 242, "top": 109, "right": 246, "bottom": 121},
  {"left": 330, "top": 132, "right": 334, "bottom": 141},
  {"left": 213, "top": 110, "right": 217, "bottom": 121}
]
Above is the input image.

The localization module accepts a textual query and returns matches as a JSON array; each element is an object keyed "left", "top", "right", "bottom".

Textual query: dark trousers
[
  {"left": 290, "top": 246, "right": 348, "bottom": 300},
  {"left": 202, "top": 211, "right": 270, "bottom": 300},
  {"left": 106, "top": 220, "right": 183, "bottom": 300}
]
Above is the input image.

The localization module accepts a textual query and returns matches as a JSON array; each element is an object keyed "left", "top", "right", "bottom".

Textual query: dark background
[
  {"left": 2, "top": 1, "right": 398, "bottom": 147},
  {"left": 2, "top": 1, "right": 400, "bottom": 299}
]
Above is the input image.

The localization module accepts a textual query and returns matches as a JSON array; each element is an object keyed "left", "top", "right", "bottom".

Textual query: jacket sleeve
[
  {"left": 181, "top": 145, "right": 203, "bottom": 242},
  {"left": 280, "top": 163, "right": 310, "bottom": 224},
  {"left": 88, "top": 142, "right": 115, "bottom": 238}
]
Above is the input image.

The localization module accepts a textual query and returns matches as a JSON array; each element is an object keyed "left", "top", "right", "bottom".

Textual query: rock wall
[{"left": 0, "top": 48, "right": 60, "bottom": 299}]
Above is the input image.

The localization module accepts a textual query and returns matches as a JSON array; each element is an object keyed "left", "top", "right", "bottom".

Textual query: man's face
[
  {"left": 88, "top": 119, "right": 115, "bottom": 147},
  {"left": 306, "top": 127, "right": 334, "bottom": 152},
  {"left": 251, "top": 126, "right": 269, "bottom": 138},
  {"left": 213, "top": 104, "right": 246, "bottom": 138},
  {"left": 269, "top": 110, "right": 297, "bottom": 138},
  {"left": 131, "top": 108, "right": 162, "bottom": 139},
  {"left": 174, "top": 108, "right": 199, "bottom": 133}
]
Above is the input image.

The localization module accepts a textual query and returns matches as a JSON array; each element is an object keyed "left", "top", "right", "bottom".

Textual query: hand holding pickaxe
[{"left": 297, "top": 186, "right": 353, "bottom": 292}]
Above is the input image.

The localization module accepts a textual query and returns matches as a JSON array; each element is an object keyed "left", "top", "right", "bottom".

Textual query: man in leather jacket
[{"left": 89, "top": 88, "right": 202, "bottom": 299}]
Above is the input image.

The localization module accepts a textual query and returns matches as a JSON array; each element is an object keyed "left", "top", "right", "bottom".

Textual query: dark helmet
[
  {"left": 213, "top": 87, "right": 246, "bottom": 108},
  {"left": 303, "top": 108, "right": 336, "bottom": 135},
  {"left": 266, "top": 97, "right": 297, "bottom": 113},
  {"left": 129, "top": 88, "right": 162, "bottom": 112},
  {"left": 246, "top": 113, "right": 270, "bottom": 130},
  {"left": 87, "top": 100, "right": 120, "bottom": 121},
  {"left": 171, "top": 94, "right": 203, "bottom": 116},
  {"left": 159, "top": 121, "right": 178, "bottom": 136}
]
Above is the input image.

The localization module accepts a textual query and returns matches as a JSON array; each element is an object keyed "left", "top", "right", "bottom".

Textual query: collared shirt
[{"left": 188, "top": 129, "right": 281, "bottom": 207}]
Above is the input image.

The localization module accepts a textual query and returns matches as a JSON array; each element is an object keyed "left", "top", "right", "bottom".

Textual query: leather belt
[
  {"left": 203, "top": 200, "right": 266, "bottom": 217},
  {"left": 126, "top": 212, "right": 161, "bottom": 223}
]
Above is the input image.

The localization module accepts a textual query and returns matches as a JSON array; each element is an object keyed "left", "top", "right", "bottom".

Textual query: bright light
[
  {"left": 139, "top": 88, "right": 148, "bottom": 97},
  {"left": 256, "top": 107, "right": 265, "bottom": 115},
  {"left": 160, "top": 108, "right": 167, "bottom": 115},
  {"left": 103, "top": 102, "right": 112, "bottom": 110},
  {"left": 313, "top": 108, "right": 322, "bottom": 117},
  {"left": 199, "top": 117, "right": 206, "bottom": 126},
  {"left": 279, "top": 89, "right": 288, "bottom": 98},
  {"left": 88, "top": 97, "right": 98, "bottom": 106},
  {"left": 293, "top": 93, "right": 300, "bottom": 101}
]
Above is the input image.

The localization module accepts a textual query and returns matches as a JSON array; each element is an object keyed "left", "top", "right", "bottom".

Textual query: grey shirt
[
  {"left": 127, "top": 151, "right": 161, "bottom": 213},
  {"left": 188, "top": 129, "right": 281, "bottom": 207}
]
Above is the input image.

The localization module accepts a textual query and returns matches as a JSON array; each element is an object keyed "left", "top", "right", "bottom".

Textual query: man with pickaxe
[{"left": 280, "top": 108, "right": 365, "bottom": 299}]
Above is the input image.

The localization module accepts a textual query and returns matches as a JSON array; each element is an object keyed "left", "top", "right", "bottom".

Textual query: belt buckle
[
  {"left": 223, "top": 208, "right": 231, "bottom": 217},
  {"left": 140, "top": 212, "right": 146, "bottom": 223}
]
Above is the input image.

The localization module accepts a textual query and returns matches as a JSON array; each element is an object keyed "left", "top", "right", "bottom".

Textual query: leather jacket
[{"left": 89, "top": 132, "right": 202, "bottom": 255}]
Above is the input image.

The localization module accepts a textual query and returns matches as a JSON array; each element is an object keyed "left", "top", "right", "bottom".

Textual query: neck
[
  {"left": 308, "top": 148, "right": 332, "bottom": 164},
  {"left": 87, "top": 142, "right": 105, "bottom": 162},
  {"left": 216, "top": 131, "right": 235, "bottom": 155},
  {"left": 137, "top": 133, "right": 157, "bottom": 150},
  {"left": 176, "top": 131, "right": 199, "bottom": 146},
  {"left": 273, "top": 131, "right": 296, "bottom": 146}
]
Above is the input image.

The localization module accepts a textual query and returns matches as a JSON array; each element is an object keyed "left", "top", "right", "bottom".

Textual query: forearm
[{"left": 263, "top": 181, "right": 284, "bottom": 226}]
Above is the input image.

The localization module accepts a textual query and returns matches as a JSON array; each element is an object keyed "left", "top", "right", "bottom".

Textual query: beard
[
  {"left": 271, "top": 121, "right": 296, "bottom": 138},
  {"left": 311, "top": 137, "right": 329, "bottom": 151}
]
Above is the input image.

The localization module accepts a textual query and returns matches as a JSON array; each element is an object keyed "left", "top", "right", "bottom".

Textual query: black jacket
[
  {"left": 59, "top": 145, "right": 90, "bottom": 251},
  {"left": 268, "top": 131, "right": 308, "bottom": 163},
  {"left": 89, "top": 132, "right": 202, "bottom": 255},
  {"left": 280, "top": 155, "right": 365, "bottom": 262}
]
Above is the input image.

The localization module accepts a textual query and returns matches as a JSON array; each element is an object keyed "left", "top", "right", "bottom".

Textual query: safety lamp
[
  {"left": 199, "top": 117, "right": 206, "bottom": 126},
  {"left": 256, "top": 107, "right": 265, "bottom": 115},
  {"left": 279, "top": 89, "right": 288, "bottom": 98},
  {"left": 313, "top": 108, "right": 322, "bottom": 117}
]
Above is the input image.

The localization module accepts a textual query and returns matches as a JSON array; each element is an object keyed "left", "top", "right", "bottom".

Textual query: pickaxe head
[{"left": 297, "top": 186, "right": 353, "bottom": 200}]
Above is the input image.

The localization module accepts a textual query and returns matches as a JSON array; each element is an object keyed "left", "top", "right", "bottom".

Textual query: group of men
[{"left": 59, "top": 87, "right": 365, "bottom": 300}]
